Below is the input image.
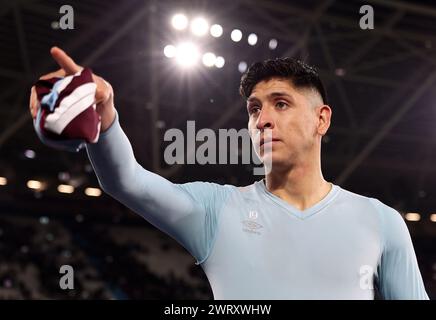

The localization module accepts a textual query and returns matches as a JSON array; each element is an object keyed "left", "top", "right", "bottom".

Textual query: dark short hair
[{"left": 239, "top": 57, "right": 328, "bottom": 104}]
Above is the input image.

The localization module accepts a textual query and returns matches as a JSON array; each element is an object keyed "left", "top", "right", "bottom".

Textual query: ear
[{"left": 317, "top": 105, "right": 332, "bottom": 136}]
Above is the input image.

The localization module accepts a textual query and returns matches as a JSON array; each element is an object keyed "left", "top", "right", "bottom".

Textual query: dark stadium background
[{"left": 0, "top": 0, "right": 435, "bottom": 299}]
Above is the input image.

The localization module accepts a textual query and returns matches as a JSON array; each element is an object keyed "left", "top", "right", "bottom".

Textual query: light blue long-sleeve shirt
[{"left": 86, "top": 112, "right": 429, "bottom": 300}]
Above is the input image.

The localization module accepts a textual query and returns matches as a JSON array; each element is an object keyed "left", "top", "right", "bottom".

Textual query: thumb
[{"left": 50, "top": 46, "right": 82, "bottom": 75}]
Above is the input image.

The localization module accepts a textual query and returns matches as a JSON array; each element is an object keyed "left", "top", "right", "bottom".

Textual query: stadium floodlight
[
  {"left": 430, "top": 214, "right": 436, "bottom": 222},
  {"left": 163, "top": 44, "right": 176, "bottom": 58},
  {"left": 175, "top": 42, "right": 199, "bottom": 67},
  {"left": 27, "top": 180, "right": 43, "bottom": 190},
  {"left": 171, "top": 13, "right": 188, "bottom": 30},
  {"left": 210, "top": 24, "right": 223, "bottom": 37},
  {"left": 248, "top": 33, "right": 258, "bottom": 46},
  {"left": 191, "top": 17, "right": 209, "bottom": 36},
  {"left": 269, "top": 38, "right": 278, "bottom": 50},
  {"left": 238, "top": 61, "right": 248, "bottom": 73},
  {"left": 24, "top": 149, "right": 36, "bottom": 159},
  {"left": 57, "top": 184, "right": 74, "bottom": 194},
  {"left": 0, "top": 177, "right": 7, "bottom": 185},
  {"left": 231, "top": 29, "right": 243, "bottom": 42},
  {"left": 85, "top": 187, "right": 102, "bottom": 197},
  {"left": 215, "top": 56, "right": 225, "bottom": 68},
  {"left": 39, "top": 216, "right": 49, "bottom": 225},
  {"left": 202, "top": 52, "right": 216, "bottom": 67},
  {"left": 405, "top": 212, "right": 421, "bottom": 221}
]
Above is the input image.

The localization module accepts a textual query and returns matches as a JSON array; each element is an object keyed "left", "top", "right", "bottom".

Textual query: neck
[{"left": 264, "top": 154, "right": 332, "bottom": 211}]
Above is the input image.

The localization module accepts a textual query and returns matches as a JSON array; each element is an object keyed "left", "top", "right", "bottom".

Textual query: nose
[{"left": 256, "top": 107, "right": 275, "bottom": 131}]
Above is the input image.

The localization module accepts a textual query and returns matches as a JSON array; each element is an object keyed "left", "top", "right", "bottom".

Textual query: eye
[
  {"left": 276, "top": 101, "right": 288, "bottom": 109},
  {"left": 248, "top": 105, "right": 261, "bottom": 115}
]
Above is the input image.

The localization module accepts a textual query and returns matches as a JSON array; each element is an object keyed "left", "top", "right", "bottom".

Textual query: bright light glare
[
  {"left": 0, "top": 177, "right": 7, "bottom": 185},
  {"left": 57, "top": 184, "right": 74, "bottom": 194},
  {"left": 24, "top": 149, "right": 36, "bottom": 159},
  {"left": 164, "top": 44, "right": 176, "bottom": 58},
  {"left": 202, "top": 52, "right": 216, "bottom": 67},
  {"left": 27, "top": 180, "right": 42, "bottom": 190},
  {"left": 238, "top": 61, "right": 247, "bottom": 73},
  {"left": 210, "top": 24, "right": 223, "bottom": 37},
  {"left": 215, "top": 56, "right": 225, "bottom": 68},
  {"left": 430, "top": 214, "right": 436, "bottom": 222},
  {"left": 175, "top": 42, "right": 199, "bottom": 67},
  {"left": 39, "top": 216, "right": 49, "bottom": 225},
  {"left": 405, "top": 212, "right": 421, "bottom": 221},
  {"left": 85, "top": 187, "right": 102, "bottom": 197},
  {"left": 231, "top": 29, "right": 243, "bottom": 42},
  {"left": 269, "top": 38, "right": 278, "bottom": 50},
  {"left": 191, "top": 17, "right": 209, "bottom": 36},
  {"left": 171, "top": 14, "right": 188, "bottom": 30},
  {"left": 248, "top": 33, "right": 258, "bottom": 46}
]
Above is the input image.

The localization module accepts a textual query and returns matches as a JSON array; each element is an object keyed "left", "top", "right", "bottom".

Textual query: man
[{"left": 30, "top": 47, "right": 429, "bottom": 300}]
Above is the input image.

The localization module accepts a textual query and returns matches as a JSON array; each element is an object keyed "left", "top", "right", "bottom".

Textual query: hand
[{"left": 29, "top": 46, "right": 116, "bottom": 132}]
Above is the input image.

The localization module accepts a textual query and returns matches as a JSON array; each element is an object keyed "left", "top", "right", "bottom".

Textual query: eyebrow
[{"left": 247, "top": 92, "right": 295, "bottom": 103}]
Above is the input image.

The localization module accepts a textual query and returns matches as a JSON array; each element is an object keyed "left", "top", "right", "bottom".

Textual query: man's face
[{"left": 247, "top": 77, "right": 324, "bottom": 169}]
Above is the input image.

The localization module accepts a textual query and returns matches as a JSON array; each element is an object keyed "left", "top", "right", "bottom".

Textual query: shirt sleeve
[
  {"left": 86, "top": 111, "right": 233, "bottom": 264},
  {"left": 370, "top": 198, "right": 429, "bottom": 300}
]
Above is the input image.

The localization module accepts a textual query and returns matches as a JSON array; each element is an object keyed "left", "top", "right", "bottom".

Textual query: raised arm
[
  {"left": 29, "top": 47, "right": 232, "bottom": 264},
  {"left": 86, "top": 110, "right": 231, "bottom": 264}
]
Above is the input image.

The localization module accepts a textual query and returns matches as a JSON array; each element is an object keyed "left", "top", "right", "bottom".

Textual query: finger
[
  {"left": 39, "top": 68, "right": 66, "bottom": 80},
  {"left": 50, "top": 46, "right": 82, "bottom": 75},
  {"left": 29, "top": 86, "right": 39, "bottom": 119},
  {"left": 93, "top": 75, "right": 111, "bottom": 103}
]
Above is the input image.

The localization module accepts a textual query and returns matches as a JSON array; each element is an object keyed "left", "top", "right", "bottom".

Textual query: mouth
[{"left": 259, "top": 138, "right": 281, "bottom": 147}]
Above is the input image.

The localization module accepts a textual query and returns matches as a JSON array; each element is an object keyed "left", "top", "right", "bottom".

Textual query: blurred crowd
[
  {"left": 0, "top": 213, "right": 212, "bottom": 299},
  {"left": 0, "top": 212, "right": 434, "bottom": 299}
]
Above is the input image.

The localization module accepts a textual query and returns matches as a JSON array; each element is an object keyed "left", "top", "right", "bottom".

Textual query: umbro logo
[{"left": 242, "top": 210, "right": 263, "bottom": 235}]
